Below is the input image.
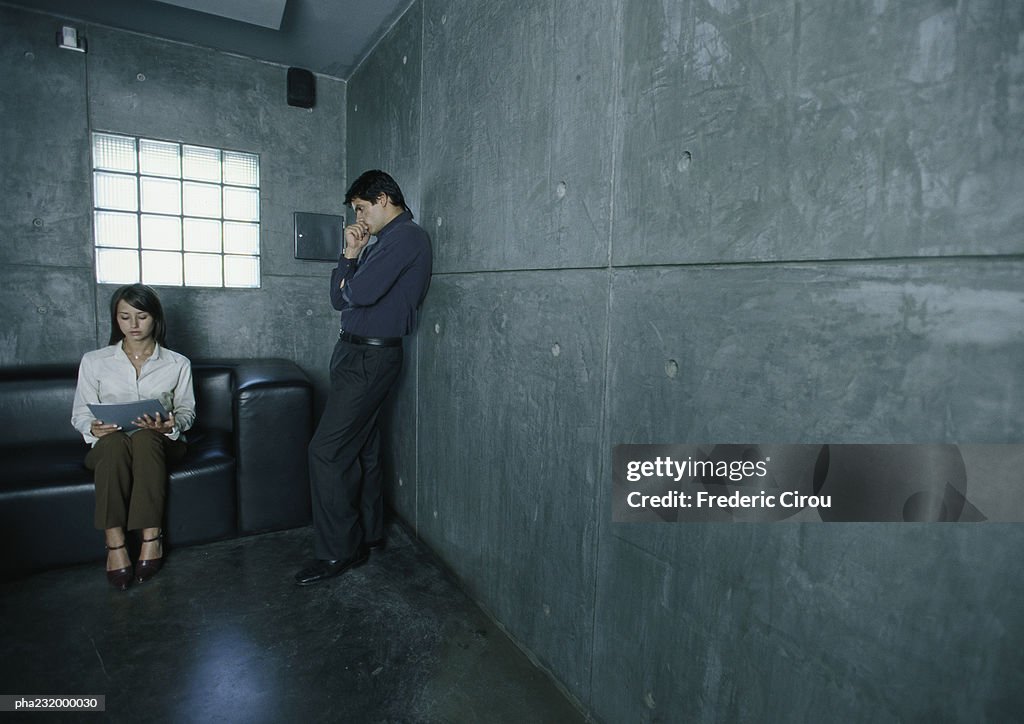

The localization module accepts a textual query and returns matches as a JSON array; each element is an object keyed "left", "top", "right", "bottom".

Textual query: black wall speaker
[{"left": 287, "top": 67, "right": 316, "bottom": 109}]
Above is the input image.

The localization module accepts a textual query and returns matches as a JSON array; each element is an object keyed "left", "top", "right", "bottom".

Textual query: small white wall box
[{"left": 56, "top": 25, "right": 87, "bottom": 52}]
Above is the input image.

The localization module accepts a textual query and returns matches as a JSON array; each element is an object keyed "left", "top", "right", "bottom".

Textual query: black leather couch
[{"left": 0, "top": 359, "right": 314, "bottom": 579}]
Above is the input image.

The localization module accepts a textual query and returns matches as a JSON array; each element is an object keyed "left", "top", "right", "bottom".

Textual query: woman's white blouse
[{"left": 71, "top": 343, "right": 196, "bottom": 446}]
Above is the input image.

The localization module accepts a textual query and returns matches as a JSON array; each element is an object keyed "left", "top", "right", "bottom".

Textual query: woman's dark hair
[
  {"left": 107, "top": 284, "right": 167, "bottom": 346},
  {"left": 344, "top": 169, "right": 408, "bottom": 211}
]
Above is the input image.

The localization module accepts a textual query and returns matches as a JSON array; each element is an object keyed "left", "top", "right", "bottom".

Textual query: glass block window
[{"left": 91, "top": 132, "right": 261, "bottom": 288}]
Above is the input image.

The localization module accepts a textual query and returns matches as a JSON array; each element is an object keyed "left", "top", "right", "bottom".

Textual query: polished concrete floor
[{"left": 0, "top": 522, "right": 586, "bottom": 723}]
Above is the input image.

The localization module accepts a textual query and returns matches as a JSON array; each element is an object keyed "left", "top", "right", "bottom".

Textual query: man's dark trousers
[{"left": 309, "top": 339, "right": 402, "bottom": 561}]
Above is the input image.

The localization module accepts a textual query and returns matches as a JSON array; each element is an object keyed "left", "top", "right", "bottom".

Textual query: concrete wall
[
  {"left": 347, "top": 0, "right": 426, "bottom": 520},
  {"left": 350, "top": 1, "right": 1024, "bottom": 722},
  {"left": 0, "top": 5, "right": 347, "bottom": 402}
]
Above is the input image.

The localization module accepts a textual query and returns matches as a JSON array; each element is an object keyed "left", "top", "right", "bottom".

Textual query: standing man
[{"left": 295, "top": 170, "right": 432, "bottom": 586}]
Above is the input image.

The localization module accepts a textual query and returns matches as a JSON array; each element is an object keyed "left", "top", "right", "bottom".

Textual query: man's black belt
[{"left": 339, "top": 330, "right": 402, "bottom": 347}]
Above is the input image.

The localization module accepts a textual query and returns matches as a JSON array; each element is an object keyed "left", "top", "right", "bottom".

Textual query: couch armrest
[{"left": 226, "top": 360, "right": 313, "bottom": 533}]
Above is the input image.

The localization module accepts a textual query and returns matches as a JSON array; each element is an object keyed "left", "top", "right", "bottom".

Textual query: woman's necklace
[{"left": 124, "top": 342, "right": 155, "bottom": 362}]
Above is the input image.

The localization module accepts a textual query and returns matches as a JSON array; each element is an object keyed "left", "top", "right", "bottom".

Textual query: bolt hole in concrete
[
  {"left": 551, "top": 342, "right": 561, "bottom": 357},
  {"left": 665, "top": 359, "right": 679, "bottom": 378},
  {"left": 677, "top": 151, "right": 692, "bottom": 172},
  {"left": 556, "top": 181, "right": 567, "bottom": 199},
  {"left": 137, "top": 73, "right": 146, "bottom": 81},
  {"left": 434, "top": 323, "right": 441, "bottom": 334}
]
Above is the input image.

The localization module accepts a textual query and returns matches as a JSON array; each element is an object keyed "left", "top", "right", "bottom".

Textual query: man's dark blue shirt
[{"left": 330, "top": 210, "right": 432, "bottom": 338}]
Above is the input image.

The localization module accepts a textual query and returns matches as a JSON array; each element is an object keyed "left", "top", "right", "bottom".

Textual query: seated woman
[{"left": 71, "top": 284, "right": 196, "bottom": 590}]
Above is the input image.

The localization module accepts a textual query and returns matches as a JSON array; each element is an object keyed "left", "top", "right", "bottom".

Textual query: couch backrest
[
  {"left": 191, "top": 364, "right": 234, "bottom": 434},
  {"left": 0, "top": 363, "right": 235, "bottom": 448},
  {"left": 0, "top": 366, "right": 81, "bottom": 447}
]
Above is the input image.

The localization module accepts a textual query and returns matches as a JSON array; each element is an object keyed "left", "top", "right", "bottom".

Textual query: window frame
[{"left": 90, "top": 131, "right": 262, "bottom": 289}]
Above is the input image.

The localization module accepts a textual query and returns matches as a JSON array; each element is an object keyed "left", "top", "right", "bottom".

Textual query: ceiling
[{"left": 4, "top": 0, "right": 413, "bottom": 79}]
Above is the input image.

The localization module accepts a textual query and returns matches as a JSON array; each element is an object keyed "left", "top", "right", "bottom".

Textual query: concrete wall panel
[
  {"left": 0, "top": 266, "right": 98, "bottom": 366},
  {"left": 608, "top": 262, "right": 1024, "bottom": 446},
  {"left": 93, "top": 277, "right": 339, "bottom": 374},
  {"left": 348, "top": 1, "right": 423, "bottom": 216},
  {"left": 614, "top": 0, "right": 1024, "bottom": 266},
  {"left": 346, "top": 2, "right": 426, "bottom": 521},
  {"left": 416, "top": 270, "right": 607, "bottom": 699},
  {"left": 598, "top": 257, "right": 1024, "bottom": 718},
  {"left": 420, "top": 0, "right": 617, "bottom": 273},
  {"left": 0, "top": 8, "right": 92, "bottom": 269},
  {"left": 591, "top": 524, "right": 1024, "bottom": 723},
  {"left": 376, "top": 343, "right": 420, "bottom": 522}
]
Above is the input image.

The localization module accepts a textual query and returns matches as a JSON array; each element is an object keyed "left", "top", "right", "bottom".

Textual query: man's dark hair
[
  {"left": 344, "top": 169, "right": 408, "bottom": 211},
  {"left": 107, "top": 283, "right": 168, "bottom": 346}
]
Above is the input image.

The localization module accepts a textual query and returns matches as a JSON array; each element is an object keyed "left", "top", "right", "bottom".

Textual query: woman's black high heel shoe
[
  {"left": 106, "top": 542, "right": 132, "bottom": 591},
  {"left": 135, "top": 530, "right": 163, "bottom": 583}
]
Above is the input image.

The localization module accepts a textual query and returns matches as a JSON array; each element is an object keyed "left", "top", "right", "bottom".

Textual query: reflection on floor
[{"left": 0, "top": 523, "right": 585, "bottom": 723}]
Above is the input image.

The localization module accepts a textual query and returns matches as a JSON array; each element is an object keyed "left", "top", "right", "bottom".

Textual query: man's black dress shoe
[{"left": 294, "top": 546, "right": 369, "bottom": 586}]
